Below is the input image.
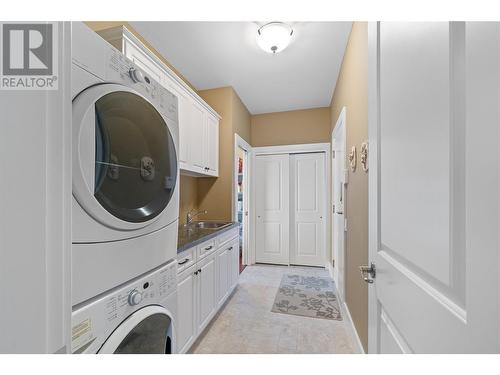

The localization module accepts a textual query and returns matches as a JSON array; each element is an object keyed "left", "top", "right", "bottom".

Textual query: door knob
[{"left": 359, "top": 263, "right": 376, "bottom": 283}]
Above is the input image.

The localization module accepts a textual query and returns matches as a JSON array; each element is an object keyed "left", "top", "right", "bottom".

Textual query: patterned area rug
[{"left": 271, "top": 274, "right": 342, "bottom": 321}]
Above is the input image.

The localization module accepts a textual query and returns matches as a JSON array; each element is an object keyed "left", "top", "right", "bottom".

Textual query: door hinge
[
  {"left": 332, "top": 150, "right": 336, "bottom": 159},
  {"left": 332, "top": 259, "right": 335, "bottom": 268}
]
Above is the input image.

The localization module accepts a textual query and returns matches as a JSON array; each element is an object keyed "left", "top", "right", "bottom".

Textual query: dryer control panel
[{"left": 71, "top": 260, "right": 177, "bottom": 353}]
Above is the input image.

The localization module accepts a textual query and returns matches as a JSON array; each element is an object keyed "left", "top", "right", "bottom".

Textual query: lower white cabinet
[
  {"left": 197, "top": 252, "right": 217, "bottom": 332},
  {"left": 217, "top": 238, "right": 239, "bottom": 308},
  {"left": 176, "top": 228, "right": 239, "bottom": 353},
  {"left": 176, "top": 266, "right": 197, "bottom": 354},
  {"left": 216, "top": 246, "right": 230, "bottom": 307}
]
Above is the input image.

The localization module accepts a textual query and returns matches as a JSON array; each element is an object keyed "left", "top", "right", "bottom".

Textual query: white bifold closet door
[
  {"left": 255, "top": 152, "right": 326, "bottom": 267},
  {"left": 290, "top": 153, "right": 326, "bottom": 267}
]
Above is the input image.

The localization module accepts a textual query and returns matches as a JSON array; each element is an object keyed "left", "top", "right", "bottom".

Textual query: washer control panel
[{"left": 71, "top": 260, "right": 177, "bottom": 353}]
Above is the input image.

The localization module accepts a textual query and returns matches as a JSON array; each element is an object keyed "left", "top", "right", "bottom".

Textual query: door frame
[
  {"left": 233, "top": 134, "right": 252, "bottom": 266},
  {"left": 331, "top": 107, "right": 347, "bottom": 301},
  {"left": 367, "top": 21, "right": 378, "bottom": 354},
  {"left": 250, "top": 143, "right": 331, "bottom": 267}
]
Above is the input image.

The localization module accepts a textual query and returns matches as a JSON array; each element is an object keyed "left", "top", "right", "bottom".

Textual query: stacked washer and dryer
[{"left": 70, "top": 22, "right": 180, "bottom": 354}]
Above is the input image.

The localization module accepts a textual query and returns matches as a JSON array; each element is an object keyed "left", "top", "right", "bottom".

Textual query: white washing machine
[
  {"left": 71, "top": 260, "right": 178, "bottom": 354},
  {"left": 71, "top": 22, "right": 180, "bottom": 305}
]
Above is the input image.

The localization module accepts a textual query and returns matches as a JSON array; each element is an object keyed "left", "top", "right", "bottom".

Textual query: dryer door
[
  {"left": 99, "top": 305, "right": 174, "bottom": 354},
  {"left": 73, "top": 83, "right": 178, "bottom": 230}
]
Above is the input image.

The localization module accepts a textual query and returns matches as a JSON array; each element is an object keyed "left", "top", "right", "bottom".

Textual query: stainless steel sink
[{"left": 187, "top": 221, "right": 232, "bottom": 230}]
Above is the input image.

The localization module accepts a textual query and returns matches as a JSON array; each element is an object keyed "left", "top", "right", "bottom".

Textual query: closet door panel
[
  {"left": 290, "top": 153, "right": 326, "bottom": 267},
  {"left": 255, "top": 154, "right": 290, "bottom": 265}
]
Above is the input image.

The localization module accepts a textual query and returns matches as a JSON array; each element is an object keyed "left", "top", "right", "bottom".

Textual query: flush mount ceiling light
[{"left": 257, "top": 22, "right": 294, "bottom": 54}]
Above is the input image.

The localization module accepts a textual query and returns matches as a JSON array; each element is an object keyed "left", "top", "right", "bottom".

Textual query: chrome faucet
[{"left": 186, "top": 209, "right": 207, "bottom": 225}]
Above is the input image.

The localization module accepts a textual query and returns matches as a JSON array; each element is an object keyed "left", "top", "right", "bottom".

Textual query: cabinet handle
[
  {"left": 194, "top": 271, "right": 198, "bottom": 275},
  {"left": 228, "top": 246, "right": 233, "bottom": 251},
  {"left": 198, "top": 268, "right": 202, "bottom": 273},
  {"left": 178, "top": 259, "right": 189, "bottom": 265},
  {"left": 204, "top": 245, "right": 213, "bottom": 251}
]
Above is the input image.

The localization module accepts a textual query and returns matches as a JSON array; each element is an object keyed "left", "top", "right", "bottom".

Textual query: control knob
[
  {"left": 128, "top": 289, "right": 143, "bottom": 306},
  {"left": 129, "top": 67, "right": 145, "bottom": 83}
]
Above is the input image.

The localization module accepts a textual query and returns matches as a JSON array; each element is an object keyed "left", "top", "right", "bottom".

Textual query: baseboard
[
  {"left": 326, "top": 261, "right": 334, "bottom": 279},
  {"left": 326, "top": 261, "right": 365, "bottom": 353},
  {"left": 341, "top": 301, "right": 365, "bottom": 354}
]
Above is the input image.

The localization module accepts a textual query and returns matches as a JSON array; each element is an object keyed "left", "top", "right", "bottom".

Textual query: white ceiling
[{"left": 130, "top": 22, "right": 352, "bottom": 114}]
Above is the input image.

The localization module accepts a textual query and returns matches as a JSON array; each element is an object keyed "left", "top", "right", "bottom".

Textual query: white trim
[
  {"left": 367, "top": 21, "right": 379, "bottom": 354},
  {"left": 233, "top": 134, "right": 252, "bottom": 266},
  {"left": 328, "top": 260, "right": 365, "bottom": 354},
  {"left": 331, "top": 107, "right": 347, "bottom": 302},
  {"left": 253, "top": 142, "right": 330, "bottom": 155},
  {"left": 340, "top": 301, "right": 366, "bottom": 354}
]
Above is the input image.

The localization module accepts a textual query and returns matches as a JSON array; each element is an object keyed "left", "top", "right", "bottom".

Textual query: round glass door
[
  {"left": 94, "top": 91, "right": 177, "bottom": 223},
  {"left": 113, "top": 313, "right": 172, "bottom": 354}
]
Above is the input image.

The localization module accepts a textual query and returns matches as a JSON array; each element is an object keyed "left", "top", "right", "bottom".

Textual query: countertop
[{"left": 177, "top": 222, "right": 239, "bottom": 254}]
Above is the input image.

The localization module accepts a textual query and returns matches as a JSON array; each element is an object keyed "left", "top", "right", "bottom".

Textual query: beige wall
[
  {"left": 251, "top": 107, "right": 331, "bottom": 147},
  {"left": 232, "top": 91, "right": 252, "bottom": 145},
  {"left": 178, "top": 175, "right": 198, "bottom": 224},
  {"left": 330, "top": 22, "right": 368, "bottom": 351},
  {"left": 197, "top": 87, "right": 251, "bottom": 221}
]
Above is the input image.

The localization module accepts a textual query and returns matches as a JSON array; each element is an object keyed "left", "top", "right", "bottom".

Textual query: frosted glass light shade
[{"left": 257, "top": 22, "right": 293, "bottom": 54}]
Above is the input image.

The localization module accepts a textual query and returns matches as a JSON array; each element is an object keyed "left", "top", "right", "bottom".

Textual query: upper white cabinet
[{"left": 97, "top": 26, "right": 220, "bottom": 177}]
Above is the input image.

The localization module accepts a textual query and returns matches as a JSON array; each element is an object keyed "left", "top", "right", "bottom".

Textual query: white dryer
[
  {"left": 71, "top": 22, "right": 180, "bottom": 305},
  {"left": 71, "top": 260, "right": 178, "bottom": 354}
]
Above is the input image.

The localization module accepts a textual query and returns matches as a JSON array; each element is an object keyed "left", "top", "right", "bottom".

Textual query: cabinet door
[
  {"left": 169, "top": 84, "right": 191, "bottom": 166},
  {"left": 228, "top": 239, "right": 240, "bottom": 290},
  {"left": 216, "top": 248, "right": 229, "bottom": 307},
  {"left": 176, "top": 266, "right": 197, "bottom": 353},
  {"left": 205, "top": 115, "right": 219, "bottom": 175},
  {"left": 190, "top": 101, "right": 206, "bottom": 172},
  {"left": 197, "top": 252, "right": 216, "bottom": 332}
]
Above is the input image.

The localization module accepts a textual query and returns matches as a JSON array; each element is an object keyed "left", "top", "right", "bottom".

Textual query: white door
[
  {"left": 206, "top": 115, "right": 219, "bottom": 174},
  {"left": 176, "top": 267, "right": 197, "bottom": 353},
  {"left": 255, "top": 154, "right": 290, "bottom": 265},
  {"left": 290, "top": 153, "right": 326, "bottom": 267},
  {"left": 197, "top": 252, "right": 216, "bottom": 332},
  {"left": 368, "top": 22, "right": 500, "bottom": 353},
  {"left": 332, "top": 108, "right": 347, "bottom": 301}
]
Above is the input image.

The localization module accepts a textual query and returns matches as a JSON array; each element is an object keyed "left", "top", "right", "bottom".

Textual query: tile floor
[{"left": 189, "top": 264, "right": 357, "bottom": 354}]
